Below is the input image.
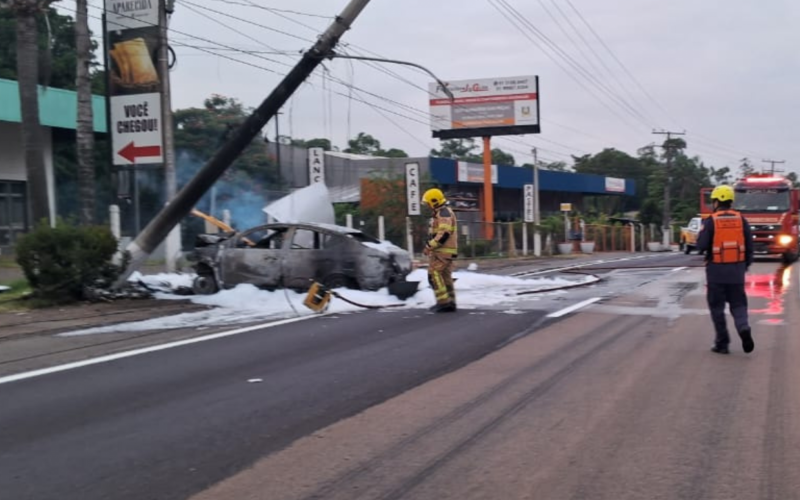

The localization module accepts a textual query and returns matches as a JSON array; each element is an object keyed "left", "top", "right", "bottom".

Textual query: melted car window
[{"left": 292, "top": 229, "right": 320, "bottom": 249}]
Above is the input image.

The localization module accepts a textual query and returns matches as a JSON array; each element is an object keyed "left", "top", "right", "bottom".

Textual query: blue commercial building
[{"left": 428, "top": 157, "right": 636, "bottom": 221}]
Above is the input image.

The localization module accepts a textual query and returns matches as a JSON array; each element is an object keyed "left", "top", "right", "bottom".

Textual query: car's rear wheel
[
  {"left": 193, "top": 272, "right": 219, "bottom": 295},
  {"left": 684, "top": 244, "right": 692, "bottom": 254}
]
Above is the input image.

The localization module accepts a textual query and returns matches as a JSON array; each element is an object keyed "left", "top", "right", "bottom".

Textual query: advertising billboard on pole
[
  {"left": 104, "top": 0, "right": 164, "bottom": 166},
  {"left": 429, "top": 76, "right": 540, "bottom": 139}
]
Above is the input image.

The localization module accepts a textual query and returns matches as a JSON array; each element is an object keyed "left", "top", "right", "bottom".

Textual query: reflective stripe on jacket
[{"left": 711, "top": 209, "right": 746, "bottom": 264}]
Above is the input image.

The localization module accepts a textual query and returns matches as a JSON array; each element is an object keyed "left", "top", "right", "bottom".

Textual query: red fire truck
[{"left": 701, "top": 174, "right": 800, "bottom": 263}]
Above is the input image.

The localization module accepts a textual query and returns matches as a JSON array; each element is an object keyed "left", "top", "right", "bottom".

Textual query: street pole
[
  {"left": 114, "top": 0, "right": 374, "bottom": 287},
  {"left": 532, "top": 148, "right": 541, "bottom": 257},
  {"left": 482, "top": 136, "right": 494, "bottom": 241},
  {"left": 653, "top": 129, "right": 685, "bottom": 248},
  {"left": 762, "top": 159, "right": 785, "bottom": 176},
  {"left": 159, "top": 0, "right": 180, "bottom": 272}
]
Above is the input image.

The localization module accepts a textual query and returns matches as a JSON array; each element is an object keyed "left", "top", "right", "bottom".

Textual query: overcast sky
[{"left": 65, "top": 0, "right": 799, "bottom": 175}]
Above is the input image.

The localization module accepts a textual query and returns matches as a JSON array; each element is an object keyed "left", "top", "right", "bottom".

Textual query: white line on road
[
  {"left": 672, "top": 267, "right": 688, "bottom": 272},
  {"left": 514, "top": 254, "right": 657, "bottom": 278},
  {"left": 546, "top": 297, "right": 603, "bottom": 318},
  {"left": 0, "top": 316, "right": 315, "bottom": 386}
]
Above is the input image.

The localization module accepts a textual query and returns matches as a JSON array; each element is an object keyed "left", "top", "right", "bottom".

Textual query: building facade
[{"left": 0, "top": 78, "right": 107, "bottom": 250}]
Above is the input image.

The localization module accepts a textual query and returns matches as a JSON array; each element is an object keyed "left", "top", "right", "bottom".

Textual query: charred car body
[{"left": 188, "top": 222, "right": 416, "bottom": 297}]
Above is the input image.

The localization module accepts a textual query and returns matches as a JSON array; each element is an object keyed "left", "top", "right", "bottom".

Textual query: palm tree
[
  {"left": 3, "top": 0, "right": 52, "bottom": 225},
  {"left": 75, "top": 0, "right": 95, "bottom": 224}
]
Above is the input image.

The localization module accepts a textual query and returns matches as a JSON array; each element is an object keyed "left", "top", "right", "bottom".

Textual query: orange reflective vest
[{"left": 711, "top": 209, "right": 746, "bottom": 264}]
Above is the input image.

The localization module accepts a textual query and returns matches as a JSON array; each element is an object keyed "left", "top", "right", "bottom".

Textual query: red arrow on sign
[{"left": 118, "top": 141, "right": 162, "bottom": 163}]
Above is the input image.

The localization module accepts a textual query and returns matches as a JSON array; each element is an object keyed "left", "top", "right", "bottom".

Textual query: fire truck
[{"left": 701, "top": 174, "right": 800, "bottom": 263}]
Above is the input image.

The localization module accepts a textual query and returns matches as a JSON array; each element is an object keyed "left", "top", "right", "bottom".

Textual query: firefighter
[
  {"left": 422, "top": 188, "right": 458, "bottom": 313},
  {"left": 696, "top": 185, "right": 754, "bottom": 354}
]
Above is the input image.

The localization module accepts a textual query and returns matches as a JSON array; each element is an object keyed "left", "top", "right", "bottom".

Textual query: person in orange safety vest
[{"left": 696, "top": 185, "right": 754, "bottom": 355}]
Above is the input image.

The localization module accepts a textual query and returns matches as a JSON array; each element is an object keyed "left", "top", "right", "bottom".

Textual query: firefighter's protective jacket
[{"left": 428, "top": 205, "right": 458, "bottom": 255}]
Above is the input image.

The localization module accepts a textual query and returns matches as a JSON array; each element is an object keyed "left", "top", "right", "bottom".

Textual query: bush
[{"left": 15, "top": 221, "right": 125, "bottom": 302}]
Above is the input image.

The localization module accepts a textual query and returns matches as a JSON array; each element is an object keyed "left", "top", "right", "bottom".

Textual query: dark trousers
[{"left": 707, "top": 283, "right": 749, "bottom": 346}]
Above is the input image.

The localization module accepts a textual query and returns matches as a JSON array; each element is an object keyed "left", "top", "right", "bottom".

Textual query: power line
[
  {"left": 177, "top": 0, "right": 316, "bottom": 43},
  {"left": 485, "top": 0, "right": 648, "bottom": 137},
  {"left": 491, "top": 0, "right": 656, "bottom": 130}
]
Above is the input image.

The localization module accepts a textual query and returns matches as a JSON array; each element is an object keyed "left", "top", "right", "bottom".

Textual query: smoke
[{"left": 176, "top": 150, "right": 287, "bottom": 230}]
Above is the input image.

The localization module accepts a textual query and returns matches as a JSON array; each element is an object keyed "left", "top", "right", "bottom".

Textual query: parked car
[
  {"left": 188, "top": 222, "right": 416, "bottom": 296},
  {"left": 679, "top": 217, "right": 703, "bottom": 254}
]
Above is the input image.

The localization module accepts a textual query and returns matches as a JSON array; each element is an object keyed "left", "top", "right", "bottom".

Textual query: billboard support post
[{"left": 482, "top": 136, "right": 494, "bottom": 240}]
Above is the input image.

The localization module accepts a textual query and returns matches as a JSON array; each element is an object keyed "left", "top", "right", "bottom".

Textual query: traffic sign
[
  {"left": 560, "top": 203, "right": 572, "bottom": 212},
  {"left": 110, "top": 93, "right": 163, "bottom": 165},
  {"left": 523, "top": 184, "right": 534, "bottom": 222}
]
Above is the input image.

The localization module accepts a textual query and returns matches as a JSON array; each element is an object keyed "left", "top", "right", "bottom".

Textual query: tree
[
  {"left": 344, "top": 132, "right": 408, "bottom": 158},
  {"left": 430, "top": 138, "right": 481, "bottom": 163},
  {"left": 3, "top": 0, "right": 53, "bottom": 224},
  {"left": 491, "top": 148, "right": 515, "bottom": 166},
  {"left": 709, "top": 166, "right": 732, "bottom": 186},
  {"left": 0, "top": 6, "right": 104, "bottom": 91},
  {"left": 345, "top": 132, "right": 380, "bottom": 155},
  {"left": 290, "top": 137, "right": 334, "bottom": 151},
  {"left": 75, "top": 0, "right": 94, "bottom": 224},
  {"left": 786, "top": 172, "right": 800, "bottom": 189},
  {"left": 738, "top": 158, "right": 756, "bottom": 178},
  {"left": 174, "top": 95, "right": 283, "bottom": 189}
]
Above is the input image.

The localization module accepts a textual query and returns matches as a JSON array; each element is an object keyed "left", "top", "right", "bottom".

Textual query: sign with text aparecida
[
  {"left": 405, "top": 162, "right": 421, "bottom": 216},
  {"left": 104, "top": 0, "right": 164, "bottom": 165},
  {"left": 429, "top": 75, "right": 540, "bottom": 140}
]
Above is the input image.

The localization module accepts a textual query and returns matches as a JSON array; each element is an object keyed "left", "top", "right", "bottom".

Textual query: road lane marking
[
  {"left": 0, "top": 316, "right": 315, "bottom": 386},
  {"left": 546, "top": 297, "right": 602, "bottom": 318},
  {"left": 672, "top": 267, "right": 688, "bottom": 272},
  {"left": 513, "top": 254, "right": 658, "bottom": 277}
]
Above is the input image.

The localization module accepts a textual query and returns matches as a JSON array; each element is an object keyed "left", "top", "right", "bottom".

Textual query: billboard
[
  {"left": 429, "top": 76, "right": 540, "bottom": 139},
  {"left": 105, "top": 0, "right": 164, "bottom": 166},
  {"left": 457, "top": 161, "right": 498, "bottom": 184},
  {"left": 605, "top": 177, "right": 626, "bottom": 193}
]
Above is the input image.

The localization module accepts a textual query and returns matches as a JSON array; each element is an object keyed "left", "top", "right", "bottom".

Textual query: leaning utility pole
[
  {"left": 114, "top": 0, "right": 373, "bottom": 287},
  {"left": 653, "top": 129, "right": 686, "bottom": 247},
  {"left": 762, "top": 159, "right": 785, "bottom": 176}
]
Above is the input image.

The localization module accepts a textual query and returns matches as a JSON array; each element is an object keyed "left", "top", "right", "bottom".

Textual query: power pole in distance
[
  {"left": 652, "top": 129, "right": 686, "bottom": 247},
  {"left": 762, "top": 159, "right": 785, "bottom": 175}
]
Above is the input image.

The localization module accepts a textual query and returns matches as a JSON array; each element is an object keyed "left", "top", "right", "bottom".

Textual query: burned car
[{"left": 188, "top": 222, "right": 416, "bottom": 297}]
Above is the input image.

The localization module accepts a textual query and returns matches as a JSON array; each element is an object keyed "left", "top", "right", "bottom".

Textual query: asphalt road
[
  {"left": 0, "top": 306, "right": 545, "bottom": 500},
  {"left": 1, "top": 252, "right": 795, "bottom": 500}
]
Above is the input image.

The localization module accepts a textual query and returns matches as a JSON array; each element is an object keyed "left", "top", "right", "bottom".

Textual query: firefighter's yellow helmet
[
  {"left": 711, "top": 185, "right": 735, "bottom": 203},
  {"left": 422, "top": 188, "right": 446, "bottom": 209}
]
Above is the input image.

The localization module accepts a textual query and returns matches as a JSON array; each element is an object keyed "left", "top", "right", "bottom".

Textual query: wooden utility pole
[
  {"left": 653, "top": 129, "right": 685, "bottom": 247},
  {"left": 115, "top": 0, "right": 374, "bottom": 286},
  {"left": 761, "top": 159, "right": 785, "bottom": 175}
]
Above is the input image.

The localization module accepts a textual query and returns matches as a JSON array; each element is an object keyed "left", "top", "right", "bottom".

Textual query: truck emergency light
[{"left": 743, "top": 177, "right": 786, "bottom": 183}]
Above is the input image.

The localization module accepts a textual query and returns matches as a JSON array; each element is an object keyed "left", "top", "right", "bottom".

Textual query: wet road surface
[{"left": 1, "top": 253, "right": 797, "bottom": 500}]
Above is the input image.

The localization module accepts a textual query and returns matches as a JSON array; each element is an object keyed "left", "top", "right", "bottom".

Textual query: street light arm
[{"left": 327, "top": 52, "right": 455, "bottom": 101}]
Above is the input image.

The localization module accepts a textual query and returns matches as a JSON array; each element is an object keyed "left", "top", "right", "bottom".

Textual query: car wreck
[{"left": 188, "top": 222, "right": 417, "bottom": 298}]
